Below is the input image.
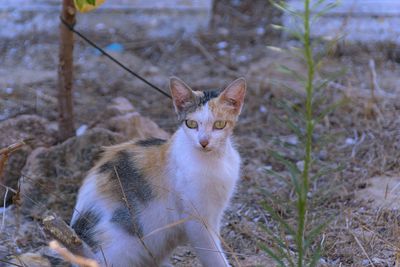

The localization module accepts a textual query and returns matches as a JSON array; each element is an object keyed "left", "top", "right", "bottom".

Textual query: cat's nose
[{"left": 200, "top": 139, "right": 209, "bottom": 148}]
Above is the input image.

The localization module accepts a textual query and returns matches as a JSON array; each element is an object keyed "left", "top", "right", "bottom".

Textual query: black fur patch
[
  {"left": 71, "top": 210, "right": 101, "bottom": 249},
  {"left": 99, "top": 160, "right": 113, "bottom": 174},
  {"left": 136, "top": 138, "right": 166, "bottom": 147},
  {"left": 99, "top": 151, "right": 153, "bottom": 204},
  {"left": 198, "top": 90, "right": 220, "bottom": 106},
  {"left": 109, "top": 151, "right": 154, "bottom": 203},
  {"left": 177, "top": 90, "right": 220, "bottom": 122},
  {"left": 99, "top": 151, "right": 153, "bottom": 237},
  {"left": 110, "top": 206, "right": 143, "bottom": 236}
]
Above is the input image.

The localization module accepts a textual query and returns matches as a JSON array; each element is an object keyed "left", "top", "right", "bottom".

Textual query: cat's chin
[{"left": 198, "top": 147, "right": 212, "bottom": 153}]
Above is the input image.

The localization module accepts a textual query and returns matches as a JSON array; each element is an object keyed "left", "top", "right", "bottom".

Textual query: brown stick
[
  {"left": 49, "top": 240, "right": 99, "bottom": 267},
  {"left": 0, "top": 140, "right": 30, "bottom": 156},
  {"left": 42, "top": 215, "right": 96, "bottom": 260},
  {"left": 58, "top": 0, "right": 76, "bottom": 141},
  {"left": 368, "top": 59, "right": 379, "bottom": 101},
  {"left": 0, "top": 139, "right": 31, "bottom": 194}
]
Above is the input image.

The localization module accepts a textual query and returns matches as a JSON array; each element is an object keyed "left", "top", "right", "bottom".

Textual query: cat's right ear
[{"left": 169, "top": 77, "right": 195, "bottom": 114}]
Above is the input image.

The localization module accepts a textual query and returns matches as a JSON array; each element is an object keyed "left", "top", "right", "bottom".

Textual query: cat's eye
[
  {"left": 185, "top": 120, "right": 198, "bottom": 129},
  {"left": 213, "top": 120, "right": 227, "bottom": 130}
]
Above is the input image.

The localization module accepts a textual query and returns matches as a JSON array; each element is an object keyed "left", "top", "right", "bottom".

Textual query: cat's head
[{"left": 169, "top": 77, "right": 246, "bottom": 152}]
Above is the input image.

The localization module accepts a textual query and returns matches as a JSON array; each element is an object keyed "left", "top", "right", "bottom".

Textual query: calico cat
[{"left": 70, "top": 77, "right": 247, "bottom": 267}]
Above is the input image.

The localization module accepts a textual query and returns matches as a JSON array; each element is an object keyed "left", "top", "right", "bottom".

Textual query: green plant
[{"left": 260, "top": 0, "right": 340, "bottom": 266}]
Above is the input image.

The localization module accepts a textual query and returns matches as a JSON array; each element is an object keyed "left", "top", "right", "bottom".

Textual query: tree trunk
[
  {"left": 58, "top": 0, "right": 76, "bottom": 142},
  {"left": 210, "top": 0, "right": 218, "bottom": 29}
]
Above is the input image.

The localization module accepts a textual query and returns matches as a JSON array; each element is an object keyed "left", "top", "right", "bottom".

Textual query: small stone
[
  {"left": 263, "top": 165, "right": 272, "bottom": 171},
  {"left": 345, "top": 137, "right": 356, "bottom": 145},
  {"left": 217, "top": 50, "right": 227, "bottom": 56},
  {"left": 106, "top": 97, "right": 136, "bottom": 116},
  {"left": 217, "top": 27, "right": 229, "bottom": 36},
  {"left": 0, "top": 115, "right": 56, "bottom": 206},
  {"left": 5, "top": 87, "right": 13, "bottom": 94},
  {"left": 287, "top": 135, "right": 298, "bottom": 145},
  {"left": 217, "top": 41, "right": 228, "bottom": 50},
  {"left": 146, "top": 66, "right": 159, "bottom": 74},
  {"left": 285, "top": 235, "right": 293, "bottom": 241},
  {"left": 106, "top": 112, "right": 169, "bottom": 140},
  {"left": 296, "top": 160, "right": 305, "bottom": 172},
  {"left": 361, "top": 259, "right": 370, "bottom": 266},
  {"left": 318, "top": 150, "right": 328, "bottom": 160},
  {"left": 99, "top": 87, "right": 110, "bottom": 94},
  {"left": 238, "top": 55, "right": 248, "bottom": 62},
  {"left": 356, "top": 176, "right": 400, "bottom": 210},
  {"left": 259, "top": 105, "right": 267, "bottom": 113},
  {"left": 371, "top": 257, "right": 386, "bottom": 264},
  {"left": 95, "top": 23, "right": 106, "bottom": 31},
  {"left": 20, "top": 128, "right": 123, "bottom": 220},
  {"left": 256, "top": 26, "right": 265, "bottom": 35},
  {"left": 76, "top": 124, "right": 88, "bottom": 136},
  {"left": 172, "top": 255, "right": 183, "bottom": 261}
]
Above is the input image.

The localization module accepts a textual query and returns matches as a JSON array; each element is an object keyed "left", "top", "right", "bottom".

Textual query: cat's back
[
  {"left": 97, "top": 137, "right": 170, "bottom": 196},
  {"left": 71, "top": 137, "right": 171, "bottom": 221}
]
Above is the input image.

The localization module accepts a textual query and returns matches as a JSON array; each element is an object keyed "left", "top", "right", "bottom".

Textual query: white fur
[
  {"left": 169, "top": 125, "right": 240, "bottom": 266},
  {"left": 71, "top": 172, "right": 103, "bottom": 224}
]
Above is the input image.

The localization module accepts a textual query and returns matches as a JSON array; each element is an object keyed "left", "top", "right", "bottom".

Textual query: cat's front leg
[{"left": 185, "top": 220, "right": 230, "bottom": 267}]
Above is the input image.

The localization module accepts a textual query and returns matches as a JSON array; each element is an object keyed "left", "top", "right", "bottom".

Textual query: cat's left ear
[{"left": 219, "top": 78, "right": 247, "bottom": 115}]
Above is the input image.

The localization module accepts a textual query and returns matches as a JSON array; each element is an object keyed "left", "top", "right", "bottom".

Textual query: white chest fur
[{"left": 169, "top": 128, "right": 241, "bottom": 221}]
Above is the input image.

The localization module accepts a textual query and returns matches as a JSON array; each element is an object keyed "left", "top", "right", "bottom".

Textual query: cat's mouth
[{"left": 200, "top": 147, "right": 212, "bottom": 152}]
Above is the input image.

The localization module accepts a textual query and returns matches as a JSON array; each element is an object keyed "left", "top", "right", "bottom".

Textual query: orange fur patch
[
  {"left": 208, "top": 98, "right": 238, "bottom": 127},
  {"left": 92, "top": 140, "right": 172, "bottom": 204}
]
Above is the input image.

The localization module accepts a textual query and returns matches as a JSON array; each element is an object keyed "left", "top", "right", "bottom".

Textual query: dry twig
[
  {"left": 368, "top": 59, "right": 380, "bottom": 100},
  {"left": 49, "top": 240, "right": 99, "bottom": 267},
  {"left": 0, "top": 139, "right": 31, "bottom": 185},
  {"left": 42, "top": 215, "right": 96, "bottom": 259}
]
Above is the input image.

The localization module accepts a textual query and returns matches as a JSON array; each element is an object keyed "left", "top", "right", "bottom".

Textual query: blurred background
[{"left": 1, "top": 0, "right": 400, "bottom": 266}]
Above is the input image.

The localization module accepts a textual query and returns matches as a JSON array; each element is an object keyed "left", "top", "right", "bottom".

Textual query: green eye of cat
[
  {"left": 185, "top": 120, "right": 198, "bottom": 129},
  {"left": 213, "top": 120, "right": 227, "bottom": 130}
]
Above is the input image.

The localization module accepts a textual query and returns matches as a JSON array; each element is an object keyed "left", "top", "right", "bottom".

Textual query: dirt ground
[{"left": 2, "top": 0, "right": 400, "bottom": 266}]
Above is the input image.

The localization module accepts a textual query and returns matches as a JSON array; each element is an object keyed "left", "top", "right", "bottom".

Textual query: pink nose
[{"left": 200, "top": 140, "right": 209, "bottom": 148}]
